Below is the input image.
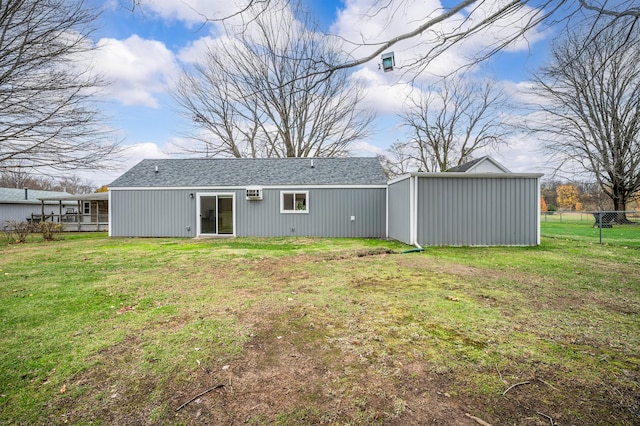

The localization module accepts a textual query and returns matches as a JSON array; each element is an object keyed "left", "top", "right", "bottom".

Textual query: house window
[
  {"left": 281, "top": 191, "right": 308, "bottom": 213},
  {"left": 83, "top": 201, "right": 90, "bottom": 215}
]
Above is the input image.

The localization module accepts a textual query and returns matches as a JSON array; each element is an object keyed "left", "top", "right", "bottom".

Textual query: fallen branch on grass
[
  {"left": 537, "top": 411, "right": 555, "bottom": 425},
  {"left": 465, "top": 412, "right": 493, "bottom": 426},
  {"left": 537, "top": 378, "right": 559, "bottom": 391},
  {"left": 175, "top": 384, "right": 225, "bottom": 412},
  {"left": 502, "top": 381, "right": 530, "bottom": 396}
]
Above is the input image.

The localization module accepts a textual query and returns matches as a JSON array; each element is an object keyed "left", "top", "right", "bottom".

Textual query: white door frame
[{"left": 196, "top": 192, "right": 236, "bottom": 237}]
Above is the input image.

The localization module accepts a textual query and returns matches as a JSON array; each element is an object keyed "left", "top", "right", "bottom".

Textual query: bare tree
[
  {"left": 173, "top": 2, "right": 373, "bottom": 158},
  {"left": 529, "top": 17, "right": 640, "bottom": 216},
  {"left": 0, "top": 0, "right": 122, "bottom": 174},
  {"left": 377, "top": 142, "right": 417, "bottom": 178},
  {"left": 0, "top": 169, "right": 53, "bottom": 190},
  {"left": 392, "top": 78, "right": 508, "bottom": 173},
  {"left": 0, "top": 169, "right": 95, "bottom": 193},
  {"left": 130, "top": 0, "right": 639, "bottom": 75}
]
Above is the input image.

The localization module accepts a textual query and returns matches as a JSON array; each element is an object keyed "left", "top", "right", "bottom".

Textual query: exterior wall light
[{"left": 189, "top": 193, "right": 194, "bottom": 199}]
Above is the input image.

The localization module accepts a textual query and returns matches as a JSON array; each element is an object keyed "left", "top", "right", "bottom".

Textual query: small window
[
  {"left": 281, "top": 191, "right": 308, "bottom": 213},
  {"left": 83, "top": 201, "right": 90, "bottom": 215}
]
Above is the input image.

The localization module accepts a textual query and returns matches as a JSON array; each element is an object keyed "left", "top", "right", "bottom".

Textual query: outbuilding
[{"left": 387, "top": 157, "right": 543, "bottom": 246}]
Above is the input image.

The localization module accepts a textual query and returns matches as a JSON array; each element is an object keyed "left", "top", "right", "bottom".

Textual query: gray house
[
  {"left": 0, "top": 188, "right": 74, "bottom": 225},
  {"left": 108, "top": 157, "right": 388, "bottom": 238},
  {"left": 109, "top": 156, "right": 542, "bottom": 246}
]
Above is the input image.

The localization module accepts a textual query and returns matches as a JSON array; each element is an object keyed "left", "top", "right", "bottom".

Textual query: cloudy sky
[{"left": 85, "top": 0, "right": 557, "bottom": 186}]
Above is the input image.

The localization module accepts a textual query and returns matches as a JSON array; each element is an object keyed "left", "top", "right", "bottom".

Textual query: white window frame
[
  {"left": 83, "top": 201, "right": 91, "bottom": 215},
  {"left": 280, "top": 191, "right": 309, "bottom": 214}
]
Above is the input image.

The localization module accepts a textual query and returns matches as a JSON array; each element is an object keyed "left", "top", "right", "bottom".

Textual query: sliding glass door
[{"left": 198, "top": 194, "right": 234, "bottom": 236}]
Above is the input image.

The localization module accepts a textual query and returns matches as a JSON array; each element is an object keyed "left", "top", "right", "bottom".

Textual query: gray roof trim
[
  {"left": 411, "top": 172, "right": 543, "bottom": 178},
  {"left": 109, "top": 157, "right": 388, "bottom": 187},
  {"left": 388, "top": 172, "right": 543, "bottom": 184},
  {"left": 110, "top": 184, "right": 388, "bottom": 191}
]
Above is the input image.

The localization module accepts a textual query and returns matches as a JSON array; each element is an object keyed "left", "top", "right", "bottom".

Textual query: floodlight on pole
[{"left": 381, "top": 52, "right": 395, "bottom": 72}]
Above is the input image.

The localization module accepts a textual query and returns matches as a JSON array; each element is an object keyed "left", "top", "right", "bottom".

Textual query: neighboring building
[
  {"left": 446, "top": 155, "right": 512, "bottom": 174},
  {"left": 36, "top": 193, "right": 109, "bottom": 232},
  {"left": 0, "top": 188, "right": 74, "bottom": 226},
  {"left": 109, "top": 156, "right": 543, "bottom": 246},
  {"left": 108, "top": 158, "right": 388, "bottom": 238}
]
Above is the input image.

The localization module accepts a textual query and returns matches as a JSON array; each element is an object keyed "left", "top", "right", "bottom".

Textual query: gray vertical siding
[
  {"left": 110, "top": 189, "right": 202, "bottom": 237},
  {"left": 416, "top": 176, "right": 539, "bottom": 246},
  {"left": 387, "top": 178, "right": 411, "bottom": 244},
  {"left": 110, "top": 187, "right": 386, "bottom": 238},
  {"left": 237, "top": 188, "right": 386, "bottom": 238},
  {"left": 0, "top": 203, "right": 73, "bottom": 224}
]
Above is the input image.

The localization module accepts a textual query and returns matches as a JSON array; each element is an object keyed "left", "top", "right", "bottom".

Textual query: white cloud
[
  {"left": 331, "top": 0, "right": 550, "bottom": 79},
  {"left": 74, "top": 142, "right": 170, "bottom": 187},
  {"left": 350, "top": 67, "right": 416, "bottom": 115},
  {"left": 351, "top": 141, "right": 386, "bottom": 156},
  {"left": 125, "top": 142, "right": 171, "bottom": 159},
  {"left": 133, "top": 0, "right": 233, "bottom": 25},
  {"left": 93, "top": 35, "right": 179, "bottom": 107}
]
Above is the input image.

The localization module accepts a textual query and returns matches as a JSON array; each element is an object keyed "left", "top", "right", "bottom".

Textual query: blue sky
[{"left": 85, "top": 0, "right": 557, "bottom": 186}]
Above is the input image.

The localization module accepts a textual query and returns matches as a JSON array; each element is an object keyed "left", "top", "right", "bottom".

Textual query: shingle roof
[
  {"left": 446, "top": 157, "right": 485, "bottom": 172},
  {"left": 0, "top": 188, "right": 73, "bottom": 204},
  {"left": 109, "top": 157, "right": 387, "bottom": 187},
  {"left": 446, "top": 156, "right": 511, "bottom": 173}
]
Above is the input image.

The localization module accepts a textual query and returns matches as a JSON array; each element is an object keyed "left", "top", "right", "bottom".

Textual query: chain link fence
[{"left": 541, "top": 210, "right": 640, "bottom": 246}]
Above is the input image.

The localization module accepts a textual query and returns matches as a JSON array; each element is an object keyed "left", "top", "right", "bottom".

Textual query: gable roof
[
  {"left": 446, "top": 156, "right": 511, "bottom": 173},
  {"left": 109, "top": 157, "right": 387, "bottom": 188},
  {"left": 0, "top": 188, "right": 73, "bottom": 204}
]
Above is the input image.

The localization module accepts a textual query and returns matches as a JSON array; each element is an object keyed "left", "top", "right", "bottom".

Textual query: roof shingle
[{"left": 109, "top": 157, "right": 387, "bottom": 187}]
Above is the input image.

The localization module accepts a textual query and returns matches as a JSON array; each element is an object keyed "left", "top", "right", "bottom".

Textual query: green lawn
[
  {"left": 542, "top": 212, "right": 640, "bottom": 247},
  {"left": 0, "top": 233, "right": 638, "bottom": 425}
]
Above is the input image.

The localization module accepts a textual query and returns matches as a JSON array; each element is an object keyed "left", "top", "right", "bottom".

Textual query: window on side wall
[{"left": 281, "top": 191, "right": 308, "bottom": 213}]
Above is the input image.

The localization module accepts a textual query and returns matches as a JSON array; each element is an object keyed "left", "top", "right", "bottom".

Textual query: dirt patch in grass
[
  {"left": 55, "top": 316, "right": 477, "bottom": 425},
  {"left": 170, "top": 326, "right": 476, "bottom": 425}
]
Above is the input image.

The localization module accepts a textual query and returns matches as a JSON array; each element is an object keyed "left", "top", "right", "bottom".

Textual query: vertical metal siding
[
  {"left": 417, "top": 176, "right": 539, "bottom": 246},
  {"left": 110, "top": 189, "right": 201, "bottom": 237},
  {"left": 1, "top": 203, "right": 79, "bottom": 224},
  {"left": 111, "top": 187, "right": 386, "bottom": 238},
  {"left": 236, "top": 188, "right": 386, "bottom": 238},
  {"left": 387, "top": 178, "right": 411, "bottom": 244}
]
